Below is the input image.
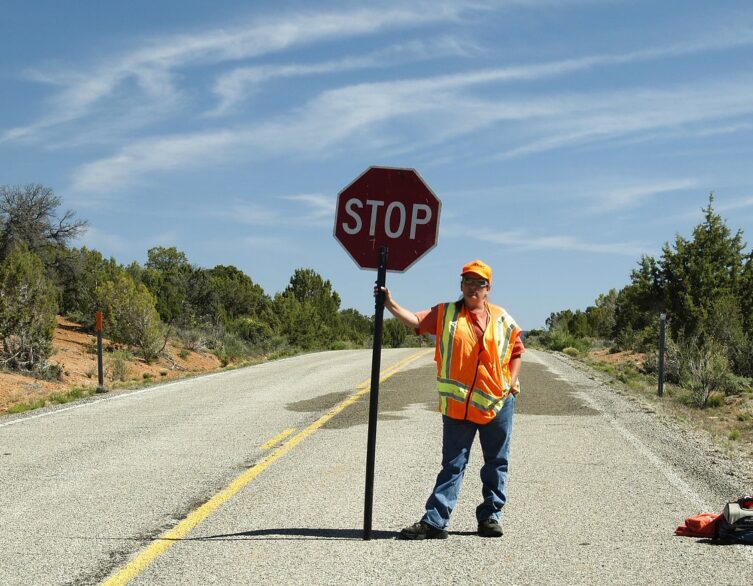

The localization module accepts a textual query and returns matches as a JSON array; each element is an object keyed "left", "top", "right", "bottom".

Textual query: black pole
[
  {"left": 658, "top": 313, "right": 666, "bottom": 397},
  {"left": 97, "top": 330, "right": 105, "bottom": 391},
  {"left": 364, "top": 245, "right": 388, "bottom": 540},
  {"left": 97, "top": 331, "right": 103, "bottom": 386},
  {"left": 95, "top": 311, "right": 106, "bottom": 392}
]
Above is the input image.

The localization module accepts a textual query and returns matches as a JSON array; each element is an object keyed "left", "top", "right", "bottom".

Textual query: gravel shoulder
[{"left": 541, "top": 349, "right": 753, "bottom": 502}]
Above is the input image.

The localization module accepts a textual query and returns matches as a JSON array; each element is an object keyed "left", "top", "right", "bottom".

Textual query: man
[{"left": 378, "top": 259, "right": 523, "bottom": 539}]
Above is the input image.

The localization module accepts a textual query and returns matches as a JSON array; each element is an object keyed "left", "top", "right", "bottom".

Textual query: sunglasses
[{"left": 462, "top": 276, "right": 489, "bottom": 287}]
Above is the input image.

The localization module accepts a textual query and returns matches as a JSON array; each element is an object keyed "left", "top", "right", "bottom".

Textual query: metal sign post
[
  {"left": 96, "top": 311, "right": 106, "bottom": 393},
  {"left": 364, "top": 246, "right": 388, "bottom": 541},
  {"left": 658, "top": 313, "right": 666, "bottom": 397}
]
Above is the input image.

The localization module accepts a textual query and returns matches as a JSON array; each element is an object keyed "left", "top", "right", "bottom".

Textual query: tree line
[
  {"left": 0, "top": 184, "right": 422, "bottom": 379},
  {"left": 529, "top": 194, "right": 753, "bottom": 407}
]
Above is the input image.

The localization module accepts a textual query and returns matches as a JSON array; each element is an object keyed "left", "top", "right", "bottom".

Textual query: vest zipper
[
  {"left": 462, "top": 306, "right": 489, "bottom": 421},
  {"left": 463, "top": 347, "right": 483, "bottom": 421}
]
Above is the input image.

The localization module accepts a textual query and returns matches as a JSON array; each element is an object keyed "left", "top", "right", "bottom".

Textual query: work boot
[
  {"left": 399, "top": 521, "right": 449, "bottom": 540},
  {"left": 478, "top": 518, "right": 503, "bottom": 537}
]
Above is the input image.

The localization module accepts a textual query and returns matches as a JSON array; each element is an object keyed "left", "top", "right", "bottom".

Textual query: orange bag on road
[{"left": 675, "top": 513, "right": 721, "bottom": 538}]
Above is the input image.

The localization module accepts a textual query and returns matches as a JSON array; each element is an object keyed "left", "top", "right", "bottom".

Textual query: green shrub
[
  {"left": 0, "top": 244, "right": 57, "bottom": 370},
  {"left": 592, "top": 362, "right": 615, "bottom": 376},
  {"left": 541, "top": 331, "right": 590, "bottom": 353},
  {"left": 6, "top": 387, "right": 95, "bottom": 414},
  {"left": 329, "top": 340, "right": 348, "bottom": 350},
  {"left": 614, "top": 323, "right": 659, "bottom": 353},
  {"left": 616, "top": 363, "right": 641, "bottom": 387},
  {"left": 216, "top": 332, "right": 249, "bottom": 366},
  {"left": 7, "top": 399, "right": 46, "bottom": 414},
  {"left": 729, "top": 429, "right": 741, "bottom": 441},
  {"left": 95, "top": 272, "right": 165, "bottom": 362},
  {"left": 562, "top": 347, "right": 580, "bottom": 357},
  {"left": 47, "top": 387, "right": 89, "bottom": 404},
  {"left": 230, "top": 317, "right": 274, "bottom": 348},
  {"left": 643, "top": 338, "right": 682, "bottom": 384},
  {"left": 723, "top": 373, "right": 753, "bottom": 396},
  {"left": 705, "top": 393, "right": 724, "bottom": 408},
  {"left": 36, "top": 362, "right": 65, "bottom": 381},
  {"left": 400, "top": 334, "right": 428, "bottom": 348},
  {"left": 107, "top": 350, "right": 130, "bottom": 382},
  {"left": 679, "top": 338, "right": 731, "bottom": 407},
  {"left": 176, "top": 327, "right": 208, "bottom": 353}
]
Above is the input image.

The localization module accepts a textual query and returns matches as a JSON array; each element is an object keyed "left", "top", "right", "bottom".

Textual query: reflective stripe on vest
[{"left": 438, "top": 302, "right": 461, "bottom": 383}]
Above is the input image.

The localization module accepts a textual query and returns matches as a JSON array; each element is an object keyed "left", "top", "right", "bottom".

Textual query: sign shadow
[{"left": 192, "top": 527, "right": 399, "bottom": 541}]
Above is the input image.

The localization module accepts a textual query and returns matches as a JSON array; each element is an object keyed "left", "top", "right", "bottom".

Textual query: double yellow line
[{"left": 104, "top": 349, "right": 431, "bottom": 585}]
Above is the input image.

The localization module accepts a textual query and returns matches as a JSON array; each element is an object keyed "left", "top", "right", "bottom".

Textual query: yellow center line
[
  {"left": 103, "top": 349, "right": 432, "bottom": 586},
  {"left": 259, "top": 428, "right": 297, "bottom": 451}
]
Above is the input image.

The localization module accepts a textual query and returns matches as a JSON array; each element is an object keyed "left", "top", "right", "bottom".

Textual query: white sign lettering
[
  {"left": 410, "top": 204, "right": 431, "bottom": 239},
  {"left": 342, "top": 198, "right": 363, "bottom": 235},
  {"left": 384, "top": 202, "right": 406, "bottom": 238},
  {"left": 365, "top": 200, "right": 384, "bottom": 236},
  {"left": 340, "top": 198, "right": 433, "bottom": 240}
]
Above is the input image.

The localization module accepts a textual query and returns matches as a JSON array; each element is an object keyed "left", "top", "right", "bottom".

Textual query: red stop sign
[{"left": 334, "top": 167, "right": 441, "bottom": 271}]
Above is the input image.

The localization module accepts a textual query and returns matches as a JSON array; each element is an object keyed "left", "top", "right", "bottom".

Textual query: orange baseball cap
[{"left": 461, "top": 259, "right": 492, "bottom": 283}]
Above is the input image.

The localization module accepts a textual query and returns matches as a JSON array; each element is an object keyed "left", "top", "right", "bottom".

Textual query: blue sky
[{"left": 3, "top": 0, "right": 753, "bottom": 329}]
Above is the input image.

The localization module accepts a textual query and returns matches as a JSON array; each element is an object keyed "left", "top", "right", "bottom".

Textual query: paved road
[{"left": 1, "top": 348, "right": 751, "bottom": 585}]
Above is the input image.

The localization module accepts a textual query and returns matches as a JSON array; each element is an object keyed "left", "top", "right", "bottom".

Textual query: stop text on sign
[
  {"left": 333, "top": 166, "right": 441, "bottom": 272},
  {"left": 340, "top": 199, "right": 432, "bottom": 240}
]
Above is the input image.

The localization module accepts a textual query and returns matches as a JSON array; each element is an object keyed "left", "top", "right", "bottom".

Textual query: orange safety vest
[{"left": 434, "top": 301, "right": 521, "bottom": 424}]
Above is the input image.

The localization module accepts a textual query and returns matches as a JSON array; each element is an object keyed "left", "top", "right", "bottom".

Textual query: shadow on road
[{"left": 193, "top": 527, "right": 400, "bottom": 541}]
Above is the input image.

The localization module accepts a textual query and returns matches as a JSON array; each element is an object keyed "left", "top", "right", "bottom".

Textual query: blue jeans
[{"left": 422, "top": 394, "right": 515, "bottom": 530}]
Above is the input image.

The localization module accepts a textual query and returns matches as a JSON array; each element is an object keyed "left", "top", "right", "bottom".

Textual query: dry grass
[
  {"left": 584, "top": 349, "right": 753, "bottom": 458},
  {"left": 0, "top": 316, "right": 222, "bottom": 414}
]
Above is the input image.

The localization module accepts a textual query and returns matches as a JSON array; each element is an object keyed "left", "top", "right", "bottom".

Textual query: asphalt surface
[{"left": 1, "top": 348, "right": 752, "bottom": 585}]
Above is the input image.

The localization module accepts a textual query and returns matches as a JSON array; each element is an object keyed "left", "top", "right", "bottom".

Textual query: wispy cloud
[
  {"left": 41, "top": 3, "right": 753, "bottom": 194},
  {"left": 208, "top": 37, "right": 479, "bottom": 117},
  {"left": 70, "top": 72, "right": 753, "bottom": 194},
  {"left": 471, "top": 227, "right": 646, "bottom": 256},
  {"left": 12, "top": 4, "right": 751, "bottom": 147},
  {"left": 493, "top": 80, "right": 753, "bottom": 159},
  {"left": 71, "top": 130, "right": 248, "bottom": 192},
  {"left": 67, "top": 63, "right": 753, "bottom": 191},
  {"left": 2, "top": 2, "right": 473, "bottom": 144},
  {"left": 718, "top": 196, "right": 753, "bottom": 213},
  {"left": 583, "top": 178, "right": 700, "bottom": 214},
  {"left": 282, "top": 194, "right": 335, "bottom": 226},
  {"left": 216, "top": 202, "right": 281, "bottom": 225},
  {"left": 207, "top": 193, "right": 334, "bottom": 229}
]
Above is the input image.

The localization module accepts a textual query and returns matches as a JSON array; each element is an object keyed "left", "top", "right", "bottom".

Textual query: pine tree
[
  {"left": 0, "top": 244, "right": 58, "bottom": 370},
  {"left": 660, "top": 194, "right": 745, "bottom": 337}
]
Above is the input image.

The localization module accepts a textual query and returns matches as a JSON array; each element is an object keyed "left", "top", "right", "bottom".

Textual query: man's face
[{"left": 461, "top": 274, "right": 490, "bottom": 309}]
